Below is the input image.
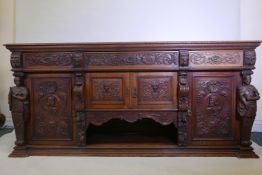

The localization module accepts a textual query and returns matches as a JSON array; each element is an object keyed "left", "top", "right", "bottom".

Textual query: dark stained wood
[{"left": 5, "top": 41, "right": 261, "bottom": 158}]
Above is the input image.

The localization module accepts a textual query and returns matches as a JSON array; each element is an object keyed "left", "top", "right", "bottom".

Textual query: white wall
[
  {"left": 0, "top": 0, "right": 15, "bottom": 126},
  {"left": 240, "top": 0, "right": 262, "bottom": 131},
  {"left": 16, "top": 0, "right": 240, "bottom": 42}
]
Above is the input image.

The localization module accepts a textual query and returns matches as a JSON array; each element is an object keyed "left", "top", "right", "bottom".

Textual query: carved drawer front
[
  {"left": 28, "top": 74, "right": 73, "bottom": 142},
  {"left": 85, "top": 51, "right": 179, "bottom": 70},
  {"left": 86, "top": 73, "right": 129, "bottom": 109},
  {"left": 189, "top": 50, "right": 243, "bottom": 68},
  {"left": 190, "top": 72, "right": 239, "bottom": 145},
  {"left": 130, "top": 72, "right": 177, "bottom": 109}
]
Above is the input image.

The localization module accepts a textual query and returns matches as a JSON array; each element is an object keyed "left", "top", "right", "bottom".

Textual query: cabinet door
[
  {"left": 27, "top": 74, "right": 73, "bottom": 144},
  {"left": 130, "top": 72, "right": 177, "bottom": 109},
  {"left": 86, "top": 73, "right": 129, "bottom": 109},
  {"left": 189, "top": 72, "right": 240, "bottom": 145}
]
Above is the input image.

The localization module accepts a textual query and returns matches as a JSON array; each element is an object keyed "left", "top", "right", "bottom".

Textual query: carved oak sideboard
[{"left": 5, "top": 41, "right": 261, "bottom": 158}]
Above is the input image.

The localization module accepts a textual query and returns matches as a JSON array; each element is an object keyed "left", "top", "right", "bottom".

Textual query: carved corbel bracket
[
  {"left": 10, "top": 52, "right": 22, "bottom": 69},
  {"left": 238, "top": 70, "right": 260, "bottom": 148},
  {"left": 72, "top": 52, "right": 84, "bottom": 68},
  {"left": 9, "top": 72, "right": 29, "bottom": 146},
  {"left": 244, "top": 50, "right": 256, "bottom": 67},
  {"left": 179, "top": 50, "right": 189, "bottom": 67}
]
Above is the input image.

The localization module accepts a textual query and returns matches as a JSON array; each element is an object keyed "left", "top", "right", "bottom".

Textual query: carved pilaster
[
  {"left": 73, "top": 73, "right": 85, "bottom": 111},
  {"left": 179, "top": 50, "right": 189, "bottom": 67},
  {"left": 237, "top": 70, "right": 260, "bottom": 148},
  {"left": 244, "top": 50, "right": 256, "bottom": 67},
  {"left": 178, "top": 71, "right": 190, "bottom": 146},
  {"left": 76, "top": 112, "right": 87, "bottom": 146},
  {"left": 9, "top": 72, "right": 29, "bottom": 146}
]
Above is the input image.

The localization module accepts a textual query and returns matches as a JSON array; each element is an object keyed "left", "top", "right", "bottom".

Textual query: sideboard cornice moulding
[{"left": 5, "top": 41, "right": 261, "bottom": 158}]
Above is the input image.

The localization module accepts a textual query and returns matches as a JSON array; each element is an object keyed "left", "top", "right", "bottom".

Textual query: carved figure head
[
  {"left": 243, "top": 75, "right": 251, "bottom": 85},
  {"left": 14, "top": 77, "right": 21, "bottom": 86}
]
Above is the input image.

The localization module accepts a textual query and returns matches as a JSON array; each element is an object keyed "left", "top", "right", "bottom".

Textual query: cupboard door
[
  {"left": 130, "top": 72, "right": 177, "bottom": 109},
  {"left": 87, "top": 73, "right": 129, "bottom": 109},
  {"left": 190, "top": 72, "right": 239, "bottom": 145},
  {"left": 28, "top": 74, "right": 73, "bottom": 143}
]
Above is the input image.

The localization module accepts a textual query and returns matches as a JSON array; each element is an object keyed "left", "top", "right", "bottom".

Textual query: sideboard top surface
[{"left": 5, "top": 41, "right": 261, "bottom": 52}]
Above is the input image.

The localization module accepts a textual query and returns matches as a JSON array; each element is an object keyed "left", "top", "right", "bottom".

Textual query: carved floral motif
[
  {"left": 189, "top": 51, "right": 243, "bottom": 66},
  {"left": 85, "top": 52, "right": 178, "bottom": 66}
]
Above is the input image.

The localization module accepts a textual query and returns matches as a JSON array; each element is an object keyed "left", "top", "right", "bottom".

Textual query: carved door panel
[
  {"left": 189, "top": 72, "right": 240, "bottom": 145},
  {"left": 27, "top": 74, "right": 73, "bottom": 144},
  {"left": 130, "top": 72, "right": 177, "bottom": 109},
  {"left": 86, "top": 73, "right": 129, "bottom": 109}
]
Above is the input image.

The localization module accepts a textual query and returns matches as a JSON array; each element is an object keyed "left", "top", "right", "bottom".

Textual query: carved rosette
[
  {"left": 244, "top": 50, "right": 256, "bottom": 67},
  {"left": 178, "top": 71, "right": 190, "bottom": 146},
  {"left": 238, "top": 70, "right": 260, "bottom": 147},
  {"left": 85, "top": 52, "right": 179, "bottom": 66},
  {"left": 9, "top": 72, "right": 29, "bottom": 146}
]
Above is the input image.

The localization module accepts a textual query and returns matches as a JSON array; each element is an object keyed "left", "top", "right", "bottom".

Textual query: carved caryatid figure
[
  {"left": 9, "top": 75, "right": 29, "bottom": 146},
  {"left": 238, "top": 72, "right": 260, "bottom": 147}
]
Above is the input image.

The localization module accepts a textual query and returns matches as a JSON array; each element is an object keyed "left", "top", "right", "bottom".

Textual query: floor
[{"left": 1, "top": 131, "right": 262, "bottom": 175}]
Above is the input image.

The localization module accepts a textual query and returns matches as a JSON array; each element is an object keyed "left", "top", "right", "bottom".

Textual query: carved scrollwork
[
  {"left": 189, "top": 51, "right": 243, "bottom": 67},
  {"left": 24, "top": 52, "right": 72, "bottom": 66},
  {"left": 9, "top": 72, "right": 29, "bottom": 146},
  {"left": 85, "top": 52, "right": 179, "bottom": 66},
  {"left": 86, "top": 111, "right": 177, "bottom": 126},
  {"left": 238, "top": 70, "right": 260, "bottom": 147}
]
